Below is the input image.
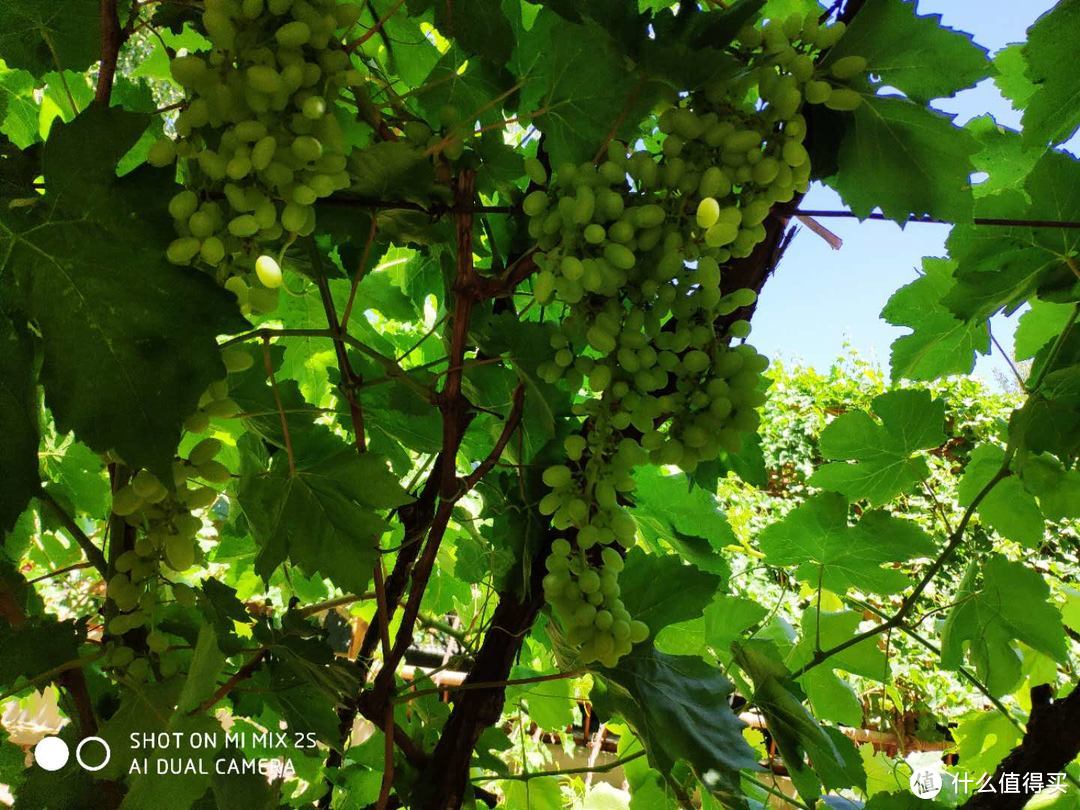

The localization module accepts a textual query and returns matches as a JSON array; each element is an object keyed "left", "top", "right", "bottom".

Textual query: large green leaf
[
  {"left": 0, "top": 312, "right": 38, "bottom": 531},
  {"left": 734, "top": 640, "right": 865, "bottom": 802},
  {"left": 810, "top": 389, "right": 945, "bottom": 505},
  {"left": 821, "top": 0, "right": 989, "bottom": 102},
  {"left": 593, "top": 643, "right": 759, "bottom": 804},
  {"left": 1020, "top": 0, "right": 1080, "bottom": 147},
  {"left": 880, "top": 258, "right": 989, "bottom": 382},
  {"left": 0, "top": 0, "right": 100, "bottom": 75},
  {"left": 944, "top": 150, "right": 1080, "bottom": 321},
  {"left": 958, "top": 444, "right": 1043, "bottom": 547},
  {"left": 829, "top": 95, "right": 978, "bottom": 224},
  {"left": 1014, "top": 299, "right": 1077, "bottom": 361},
  {"left": 757, "top": 493, "right": 934, "bottom": 595},
  {"left": 941, "top": 555, "right": 1068, "bottom": 697},
  {"left": 414, "top": 0, "right": 515, "bottom": 65},
  {"left": 0, "top": 65, "right": 37, "bottom": 148},
  {"left": 618, "top": 548, "right": 722, "bottom": 637},
  {"left": 0, "top": 105, "right": 246, "bottom": 480},
  {"left": 510, "top": 11, "right": 642, "bottom": 166},
  {"left": 238, "top": 448, "right": 411, "bottom": 594}
]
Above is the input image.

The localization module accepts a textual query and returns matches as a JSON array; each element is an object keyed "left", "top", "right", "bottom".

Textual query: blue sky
[{"left": 749, "top": 0, "right": 1064, "bottom": 386}]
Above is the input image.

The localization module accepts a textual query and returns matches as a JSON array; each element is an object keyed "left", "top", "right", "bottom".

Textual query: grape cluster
[
  {"left": 542, "top": 539, "right": 648, "bottom": 667},
  {"left": 149, "top": 0, "right": 363, "bottom": 313},
  {"left": 528, "top": 11, "right": 863, "bottom": 666},
  {"left": 103, "top": 343, "right": 251, "bottom": 678}
]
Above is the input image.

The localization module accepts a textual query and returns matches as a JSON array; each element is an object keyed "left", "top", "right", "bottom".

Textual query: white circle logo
[
  {"left": 910, "top": 767, "right": 944, "bottom": 800},
  {"left": 34, "top": 737, "right": 70, "bottom": 771},
  {"left": 75, "top": 737, "right": 111, "bottom": 772}
]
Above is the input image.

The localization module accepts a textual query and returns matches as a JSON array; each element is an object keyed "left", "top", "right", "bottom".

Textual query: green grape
[
  {"left": 804, "top": 80, "right": 832, "bottom": 105},
  {"left": 603, "top": 243, "right": 635, "bottom": 270},
  {"left": 200, "top": 237, "right": 226, "bottom": 265},
  {"left": 255, "top": 254, "right": 283, "bottom": 288},
  {"left": 222, "top": 346, "right": 253, "bottom": 373},
  {"left": 276, "top": 20, "right": 311, "bottom": 46},
  {"left": 696, "top": 197, "right": 720, "bottom": 229},
  {"left": 147, "top": 631, "right": 170, "bottom": 654},
  {"left": 523, "top": 190, "right": 549, "bottom": 216},
  {"left": 830, "top": 55, "right": 868, "bottom": 79},
  {"left": 165, "top": 236, "right": 201, "bottom": 265},
  {"left": 165, "top": 535, "right": 196, "bottom": 571},
  {"left": 825, "top": 87, "right": 863, "bottom": 111},
  {"left": 148, "top": 139, "right": 177, "bottom": 167}
]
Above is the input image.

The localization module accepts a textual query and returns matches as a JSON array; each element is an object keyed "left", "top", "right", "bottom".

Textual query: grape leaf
[
  {"left": 511, "top": 11, "right": 642, "bottom": 166},
  {"left": 177, "top": 623, "right": 227, "bottom": 714},
  {"left": 506, "top": 666, "right": 576, "bottom": 732},
  {"left": 631, "top": 467, "right": 737, "bottom": 549},
  {"left": 757, "top": 493, "right": 934, "bottom": 595},
  {"left": 1021, "top": 454, "right": 1080, "bottom": 522},
  {"left": 0, "top": 312, "right": 38, "bottom": 532},
  {"left": 991, "top": 45, "right": 1036, "bottom": 112},
  {"left": 734, "top": 639, "right": 865, "bottom": 802},
  {"left": 0, "top": 105, "right": 246, "bottom": 481},
  {"left": 40, "top": 437, "right": 110, "bottom": 520},
  {"left": 966, "top": 115, "right": 1041, "bottom": 200},
  {"left": 417, "top": 0, "right": 515, "bottom": 65},
  {"left": 121, "top": 716, "right": 221, "bottom": 810},
  {"left": 0, "top": 0, "right": 100, "bottom": 75},
  {"left": 593, "top": 643, "right": 759, "bottom": 805},
  {"left": 1015, "top": 299, "right": 1077, "bottom": 361},
  {"left": 0, "top": 65, "right": 37, "bottom": 148},
  {"left": 944, "top": 150, "right": 1080, "bottom": 321},
  {"left": 829, "top": 95, "right": 978, "bottom": 224},
  {"left": 880, "top": 258, "right": 989, "bottom": 382},
  {"left": 238, "top": 449, "right": 411, "bottom": 595},
  {"left": 941, "top": 555, "right": 1067, "bottom": 697},
  {"left": 821, "top": 0, "right": 989, "bottom": 103},
  {"left": 958, "top": 444, "right": 1043, "bottom": 547},
  {"left": 810, "top": 389, "right": 945, "bottom": 505},
  {"left": 0, "top": 618, "right": 85, "bottom": 691},
  {"left": 1021, "top": 0, "right": 1080, "bottom": 147},
  {"left": 789, "top": 611, "right": 887, "bottom": 727},
  {"left": 618, "top": 548, "right": 722, "bottom": 636}
]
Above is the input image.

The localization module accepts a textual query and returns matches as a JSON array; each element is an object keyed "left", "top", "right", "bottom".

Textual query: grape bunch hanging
[{"left": 530, "top": 12, "right": 867, "bottom": 667}]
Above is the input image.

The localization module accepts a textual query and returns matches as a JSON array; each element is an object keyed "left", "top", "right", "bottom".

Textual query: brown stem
[
  {"left": 312, "top": 244, "right": 367, "bottom": 453},
  {"left": 40, "top": 490, "right": 108, "bottom": 576},
  {"left": 960, "top": 684, "right": 1080, "bottom": 810},
  {"left": 459, "top": 384, "right": 525, "bottom": 493},
  {"left": 96, "top": 0, "right": 123, "bottom": 104},
  {"left": 189, "top": 648, "right": 268, "bottom": 716},
  {"left": 262, "top": 338, "right": 297, "bottom": 476}
]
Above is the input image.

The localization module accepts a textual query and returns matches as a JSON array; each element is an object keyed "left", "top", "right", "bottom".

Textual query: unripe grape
[
  {"left": 815, "top": 22, "right": 847, "bottom": 49},
  {"left": 523, "top": 190, "right": 549, "bottom": 217},
  {"left": 523, "top": 156, "right": 547, "bottom": 185},
  {"left": 603, "top": 243, "right": 635, "bottom": 270},
  {"left": 542, "top": 465, "right": 573, "bottom": 488},
  {"left": 168, "top": 191, "right": 199, "bottom": 222},
  {"left": 165, "top": 535, "right": 195, "bottom": 571},
  {"left": 197, "top": 460, "right": 231, "bottom": 484},
  {"left": 247, "top": 65, "right": 284, "bottom": 95},
  {"left": 199, "top": 237, "right": 225, "bottom": 265},
  {"left": 582, "top": 223, "right": 604, "bottom": 244},
  {"left": 167, "top": 237, "right": 202, "bottom": 265},
  {"left": 228, "top": 215, "right": 259, "bottom": 237},
  {"left": 147, "top": 631, "right": 170, "bottom": 654},
  {"left": 705, "top": 221, "right": 738, "bottom": 248},
  {"left": 147, "top": 139, "right": 177, "bottom": 167},
  {"left": 830, "top": 55, "right": 868, "bottom": 79},
  {"left": 696, "top": 197, "right": 720, "bottom": 229},
  {"left": 204, "top": 398, "right": 241, "bottom": 418},
  {"left": 276, "top": 20, "right": 311, "bottom": 46},
  {"left": 825, "top": 87, "right": 863, "bottom": 111}
]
